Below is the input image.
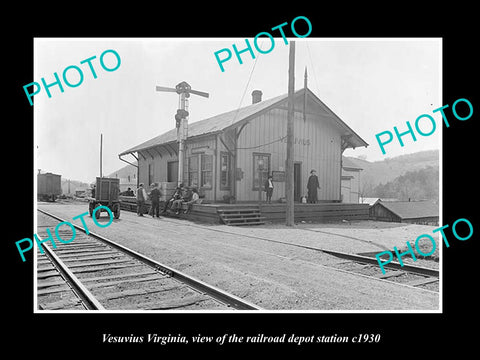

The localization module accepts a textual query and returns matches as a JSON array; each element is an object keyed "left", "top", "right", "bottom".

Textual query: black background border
[{"left": 7, "top": 5, "right": 477, "bottom": 354}]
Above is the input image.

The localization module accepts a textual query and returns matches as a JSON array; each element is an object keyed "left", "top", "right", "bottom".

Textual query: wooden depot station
[{"left": 119, "top": 86, "right": 370, "bottom": 225}]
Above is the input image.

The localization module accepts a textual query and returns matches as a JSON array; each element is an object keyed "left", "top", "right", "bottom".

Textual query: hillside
[
  {"left": 61, "top": 178, "right": 91, "bottom": 195},
  {"left": 345, "top": 150, "right": 439, "bottom": 198},
  {"left": 373, "top": 166, "right": 439, "bottom": 201}
]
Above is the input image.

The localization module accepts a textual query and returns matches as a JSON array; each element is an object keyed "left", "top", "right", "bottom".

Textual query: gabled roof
[
  {"left": 119, "top": 88, "right": 368, "bottom": 156},
  {"left": 342, "top": 156, "right": 363, "bottom": 170},
  {"left": 374, "top": 200, "right": 439, "bottom": 219}
]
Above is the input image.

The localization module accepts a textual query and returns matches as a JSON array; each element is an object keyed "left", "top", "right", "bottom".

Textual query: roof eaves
[{"left": 307, "top": 88, "right": 369, "bottom": 149}]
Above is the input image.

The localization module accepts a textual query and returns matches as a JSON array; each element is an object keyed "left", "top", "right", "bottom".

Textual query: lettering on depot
[
  {"left": 16, "top": 206, "right": 113, "bottom": 262},
  {"left": 214, "top": 16, "right": 312, "bottom": 72},
  {"left": 280, "top": 136, "right": 311, "bottom": 146},
  {"left": 23, "top": 49, "right": 121, "bottom": 106},
  {"left": 375, "top": 98, "right": 474, "bottom": 155},
  {"left": 375, "top": 217, "right": 473, "bottom": 274}
]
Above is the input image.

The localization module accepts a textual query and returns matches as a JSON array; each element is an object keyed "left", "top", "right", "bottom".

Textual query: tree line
[{"left": 363, "top": 166, "right": 439, "bottom": 201}]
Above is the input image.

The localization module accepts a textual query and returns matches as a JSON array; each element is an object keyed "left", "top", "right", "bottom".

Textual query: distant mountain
[
  {"left": 373, "top": 166, "right": 439, "bottom": 201},
  {"left": 345, "top": 150, "right": 439, "bottom": 198}
]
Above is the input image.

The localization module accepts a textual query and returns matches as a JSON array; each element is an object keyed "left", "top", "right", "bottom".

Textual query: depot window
[
  {"left": 201, "top": 154, "right": 213, "bottom": 189},
  {"left": 220, "top": 152, "right": 230, "bottom": 189},
  {"left": 252, "top": 153, "right": 270, "bottom": 190},
  {"left": 187, "top": 155, "right": 199, "bottom": 188},
  {"left": 187, "top": 154, "right": 213, "bottom": 189}
]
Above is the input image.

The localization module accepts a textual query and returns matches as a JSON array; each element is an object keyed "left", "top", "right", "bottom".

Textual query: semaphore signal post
[{"left": 155, "top": 81, "right": 209, "bottom": 186}]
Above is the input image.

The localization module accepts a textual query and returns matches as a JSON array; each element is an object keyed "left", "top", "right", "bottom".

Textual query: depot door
[{"left": 167, "top": 161, "right": 178, "bottom": 183}]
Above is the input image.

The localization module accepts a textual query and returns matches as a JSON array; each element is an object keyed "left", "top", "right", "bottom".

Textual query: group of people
[
  {"left": 163, "top": 184, "right": 199, "bottom": 215},
  {"left": 131, "top": 168, "right": 321, "bottom": 214},
  {"left": 263, "top": 169, "right": 321, "bottom": 204},
  {"left": 135, "top": 183, "right": 199, "bottom": 218}
]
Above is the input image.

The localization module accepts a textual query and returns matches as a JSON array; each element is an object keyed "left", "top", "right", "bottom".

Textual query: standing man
[
  {"left": 149, "top": 183, "right": 161, "bottom": 218},
  {"left": 264, "top": 174, "right": 274, "bottom": 203},
  {"left": 136, "top": 183, "right": 147, "bottom": 216},
  {"left": 307, "top": 169, "right": 320, "bottom": 203}
]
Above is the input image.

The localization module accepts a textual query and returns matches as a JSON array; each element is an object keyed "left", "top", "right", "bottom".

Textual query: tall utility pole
[
  {"left": 285, "top": 41, "right": 295, "bottom": 226},
  {"left": 100, "top": 133, "right": 103, "bottom": 178},
  {"left": 156, "top": 82, "right": 209, "bottom": 186}
]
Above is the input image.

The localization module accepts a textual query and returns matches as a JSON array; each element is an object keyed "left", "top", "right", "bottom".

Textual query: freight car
[{"left": 37, "top": 172, "right": 62, "bottom": 202}]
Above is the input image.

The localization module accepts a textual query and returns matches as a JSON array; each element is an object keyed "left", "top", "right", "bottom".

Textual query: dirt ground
[{"left": 36, "top": 200, "right": 440, "bottom": 311}]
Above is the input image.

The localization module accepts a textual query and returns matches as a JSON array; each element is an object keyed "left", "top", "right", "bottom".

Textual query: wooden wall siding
[
  {"left": 260, "top": 203, "right": 370, "bottom": 222},
  {"left": 341, "top": 168, "right": 360, "bottom": 203},
  {"left": 138, "top": 144, "right": 178, "bottom": 188},
  {"left": 369, "top": 204, "right": 400, "bottom": 222},
  {"left": 235, "top": 107, "right": 341, "bottom": 202}
]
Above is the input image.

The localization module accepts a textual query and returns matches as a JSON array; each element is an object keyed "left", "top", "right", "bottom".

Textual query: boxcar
[{"left": 37, "top": 172, "right": 62, "bottom": 202}]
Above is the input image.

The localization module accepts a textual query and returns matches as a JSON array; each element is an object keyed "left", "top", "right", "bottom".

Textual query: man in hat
[
  {"left": 307, "top": 170, "right": 320, "bottom": 203},
  {"left": 162, "top": 184, "right": 183, "bottom": 214},
  {"left": 136, "top": 183, "right": 148, "bottom": 216},
  {"left": 149, "top": 183, "right": 161, "bottom": 218}
]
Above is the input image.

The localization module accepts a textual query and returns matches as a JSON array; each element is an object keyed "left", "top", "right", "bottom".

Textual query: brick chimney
[{"left": 252, "top": 90, "right": 263, "bottom": 104}]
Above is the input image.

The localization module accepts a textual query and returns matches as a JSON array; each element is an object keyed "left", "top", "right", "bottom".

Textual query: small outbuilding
[
  {"left": 369, "top": 200, "right": 439, "bottom": 225},
  {"left": 341, "top": 156, "right": 362, "bottom": 203}
]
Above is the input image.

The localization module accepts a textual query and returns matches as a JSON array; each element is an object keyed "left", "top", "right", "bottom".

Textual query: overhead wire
[
  {"left": 229, "top": 39, "right": 264, "bottom": 125},
  {"left": 305, "top": 41, "right": 320, "bottom": 95}
]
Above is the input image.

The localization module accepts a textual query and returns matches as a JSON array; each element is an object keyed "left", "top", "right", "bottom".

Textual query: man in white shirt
[
  {"left": 264, "top": 174, "right": 274, "bottom": 203},
  {"left": 136, "top": 183, "right": 148, "bottom": 216}
]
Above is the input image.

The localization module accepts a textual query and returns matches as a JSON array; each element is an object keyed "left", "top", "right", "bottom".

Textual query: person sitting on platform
[
  {"left": 183, "top": 188, "right": 199, "bottom": 214},
  {"left": 172, "top": 187, "right": 192, "bottom": 215},
  {"left": 161, "top": 184, "right": 183, "bottom": 214}
]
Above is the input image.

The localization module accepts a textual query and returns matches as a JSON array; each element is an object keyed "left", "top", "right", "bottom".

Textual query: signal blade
[
  {"left": 155, "top": 86, "right": 177, "bottom": 93},
  {"left": 189, "top": 89, "right": 210, "bottom": 98}
]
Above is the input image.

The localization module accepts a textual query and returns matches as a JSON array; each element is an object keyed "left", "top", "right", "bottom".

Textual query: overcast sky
[{"left": 34, "top": 38, "right": 441, "bottom": 183}]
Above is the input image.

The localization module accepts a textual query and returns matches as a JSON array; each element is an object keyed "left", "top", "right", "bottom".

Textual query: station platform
[{"left": 119, "top": 196, "right": 370, "bottom": 225}]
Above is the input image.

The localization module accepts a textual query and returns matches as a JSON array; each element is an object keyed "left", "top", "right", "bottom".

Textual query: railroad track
[
  {"left": 139, "top": 215, "right": 440, "bottom": 293},
  {"left": 36, "top": 209, "right": 262, "bottom": 311}
]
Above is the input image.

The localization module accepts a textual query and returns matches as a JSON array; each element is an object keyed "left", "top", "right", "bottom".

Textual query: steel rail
[
  {"left": 37, "top": 208, "right": 262, "bottom": 310},
  {"left": 320, "top": 250, "right": 439, "bottom": 278},
  {"left": 147, "top": 215, "right": 440, "bottom": 278},
  {"left": 39, "top": 239, "right": 105, "bottom": 310}
]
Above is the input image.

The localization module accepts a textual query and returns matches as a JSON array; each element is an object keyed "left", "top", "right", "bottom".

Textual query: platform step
[
  {"left": 217, "top": 209, "right": 261, "bottom": 213},
  {"left": 217, "top": 206, "right": 265, "bottom": 226},
  {"left": 224, "top": 220, "right": 265, "bottom": 226},
  {"left": 224, "top": 216, "right": 266, "bottom": 222},
  {"left": 221, "top": 213, "right": 263, "bottom": 219}
]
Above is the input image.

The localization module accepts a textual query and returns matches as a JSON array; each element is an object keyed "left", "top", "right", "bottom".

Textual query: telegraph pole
[
  {"left": 100, "top": 133, "right": 103, "bottom": 178},
  {"left": 285, "top": 41, "right": 295, "bottom": 226}
]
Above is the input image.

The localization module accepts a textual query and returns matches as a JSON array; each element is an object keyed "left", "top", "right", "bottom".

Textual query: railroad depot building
[{"left": 119, "top": 87, "right": 368, "bottom": 203}]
